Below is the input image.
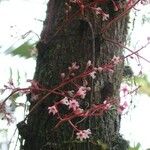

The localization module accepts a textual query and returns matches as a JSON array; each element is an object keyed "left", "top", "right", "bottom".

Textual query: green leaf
[
  {"left": 128, "top": 143, "right": 141, "bottom": 150},
  {"left": 134, "top": 75, "right": 150, "bottom": 96},
  {"left": 142, "top": 13, "right": 150, "bottom": 25},
  {"left": 96, "top": 139, "right": 108, "bottom": 150},
  {"left": 5, "top": 40, "right": 36, "bottom": 58}
]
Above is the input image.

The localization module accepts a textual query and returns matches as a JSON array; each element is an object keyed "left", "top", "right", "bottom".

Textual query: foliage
[
  {"left": 142, "top": 12, "right": 150, "bottom": 24},
  {"left": 134, "top": 75, "right": 150, "bottom": 96},
  {"left": 128, "top": 143, "right": 141, "bottom": 150},
  {"left": 123, "top": 65, "right": 150, "bottom": 96},
  {"left": 5, "top": 40, "right": 36, "bottom": 58}
]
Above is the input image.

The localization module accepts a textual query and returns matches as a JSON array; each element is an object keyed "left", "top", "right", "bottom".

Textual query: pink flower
[
  {"left": 118, "top": 101, "right": 128, "bottom": 114},
  {"left": 89, "top": 71, "right": 96, "bottom": 79},
  {"left": 92, "top": 7, "right": 109, "bottom": 21},
  {"left": 74, "top": 108, "right": 84, "bottom": 114},
  {"left": 87, "top": 60, "right": 92, "bottom": 67},
  {"left": 76, "top": 86, "right": 86, "bottom": 99},
  {"left": 48, "top": 105, "right": 58, "bottom": 115},
  {"left": 103, "top": 100, "right": 112, "bottom": 110},
  {"left": 111, "top": 55, "right": 121, "bottom": 65},
  {"left": 76, "top": 129, "right": 91, "bottom": 141},
  {"left": 98, "top": 67, "right": 103, "bottom": 72},
  {"left": 60, "top": 97, "right": 69, "bottom": 105},
  {"left": 93, "top": 7, "right": 102, "bottom": 15},
  {"left": 69, "top": 99, "right": 79, "bottom": 111},
  {"left": 83, "top": 129, "right": 91, "bottom": 136},
  {"left": 69, "top": 62, "right": 79, "bottom": 71},
  {"left": 120, "top": 84, "right": 129, "bottom": 96},
  {"left": 102, "top": 13, "right": 109, "bottom": 21}
]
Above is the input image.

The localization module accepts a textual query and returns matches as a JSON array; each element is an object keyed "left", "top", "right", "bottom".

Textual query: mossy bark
[{"left": 18, "top": 0, "right": 129, "bottom": 149}]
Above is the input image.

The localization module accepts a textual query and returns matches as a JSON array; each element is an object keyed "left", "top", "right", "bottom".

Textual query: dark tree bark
[{"left": 18, "top": 0, "right": 129, "bottom": 149}]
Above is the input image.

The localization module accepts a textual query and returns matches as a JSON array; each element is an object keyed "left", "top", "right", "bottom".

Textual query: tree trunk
[{"left": 18, "top": 0, "right": 129, "bottom": 149}]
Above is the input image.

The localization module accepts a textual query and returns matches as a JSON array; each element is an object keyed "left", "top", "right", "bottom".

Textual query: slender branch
[
  {"left": 101, "top": 0, "right": 141, "bottom": 33},
  {"left": 2, "top": 88, "right": 30, "bottom": 104},
  {"left": 103, "top": 35, "right": 150, "bottom": 63},
  {"left": 24, "top": 68, "right": 95, "bottom": 120}
]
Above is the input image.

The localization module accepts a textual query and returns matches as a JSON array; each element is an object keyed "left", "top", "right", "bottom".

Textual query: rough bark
[{"left": 18, "top": 0, "right": 129, "bottom": 149}]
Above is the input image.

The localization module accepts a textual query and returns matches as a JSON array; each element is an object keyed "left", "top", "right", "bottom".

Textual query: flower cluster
[
  {"left": 1, "top": 55, "right": 130, "bottom": 140},
  {"left": 92, "top": 7, "right": 109, "bottom": 21},
  {"left": 48, "top": 105, "right": 58, "bottom": 115},
  {"left": 118, "top": 101, "right": 128, "bottom": 114},
  {"left": 69, "top": 99, "right": 79, "bottom": 111},
  {"left": 76, "top": 86, "right": 88, "bottom": 99},
  {"left": 48, "top": 98, "right": 114, "bottom": 141},
  {"left": 0, "top": 101, "right": 15, "bottom": 124},
  {"left": 120, "top": 84, "right": 129, "bottom": 96},
  {"left": 46, "top": 57, "right": 122, "bottom": 141},
  {"left": 65, "top": 0, "right": 121, "bottom": 22},
  {"left": 111, "top": 55, "right": 122, "bottom": 65},
  {"left": 76, "top": 129, "right": 91, "bottom": 141},
  {"left": 1, "top": 0, "right": 148, "bottom": 144}
]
